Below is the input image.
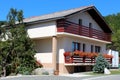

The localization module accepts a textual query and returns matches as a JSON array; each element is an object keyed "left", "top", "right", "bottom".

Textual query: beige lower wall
[
  {"left": 41, "top": 63, "right": 74, "bottom": 74},
  {"left": 41, "top": 63, "right": 54, "bottom": 68},
  {"left": 42, "top": 63, "right": 93, "bottom": 74},
  {"left": 58, "top": 63, "right": 74, "bottom": 74}
]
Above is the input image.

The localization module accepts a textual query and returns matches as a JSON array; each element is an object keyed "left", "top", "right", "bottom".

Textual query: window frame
[
  {"left": 79, "top": 19, "right": 82, "bottom": 25},
  {"left": 89, "top": 22, "right": 92, "bottom": 28},
  {"left": 91, "top": 45, "right": 94, "bottom": 53},
  {"left": 72, "top": 42, "right": 81, "bottom": 51},
  {"left": 95, "top": 46, "right": 101, "bottom": 53},
  {"left": 83, "top": 43, "right": 86, "bottom": 52}
]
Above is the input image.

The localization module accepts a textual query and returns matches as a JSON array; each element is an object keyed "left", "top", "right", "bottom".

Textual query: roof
[
  {"left": 24, "top": 5, "right": 112, "bottom": 33},
  {"left": 24, "top": 5, "right": 94, "bottom": 23}
]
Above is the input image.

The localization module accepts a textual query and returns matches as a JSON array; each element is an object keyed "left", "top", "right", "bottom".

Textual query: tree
[
  {"left": 0, "top": 8, "right": 38, "bottom": 76},
  {"left": 0, "top": 21, "right": 11, "bottom": 76},
  {"left": 105, "top": 13, "right": 120, "bottom": 56},
  {"left": 93, "top": 54, "right": 110, "bottom": 73}
]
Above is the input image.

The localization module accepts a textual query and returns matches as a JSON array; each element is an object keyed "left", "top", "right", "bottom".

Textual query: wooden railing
[
  {"left": 64, "top": 56, "right": 112, "bottom": 64},
  {"left": 57, "top": 20, "right": 111, "bottom": 42}
]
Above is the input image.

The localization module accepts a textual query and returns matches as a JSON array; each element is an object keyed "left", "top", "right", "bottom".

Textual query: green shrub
[
  {"left": 93, "top": 54, "right": 110, "bottom": 73},
  {"left": 16, "top": 65, "right": 33, "bottom": 75}
]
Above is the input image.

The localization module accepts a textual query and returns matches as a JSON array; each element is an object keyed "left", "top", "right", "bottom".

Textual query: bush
[
  {"left": 93, "top": 54, "right": 110, "bottom": 73},
  {"left": 16, "top": 66, "right": 33, "bottom": 75}
]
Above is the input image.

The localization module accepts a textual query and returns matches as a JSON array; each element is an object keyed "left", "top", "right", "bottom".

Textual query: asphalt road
[{"left": 0, "top": 75, "right": 120, "bottom": 80}]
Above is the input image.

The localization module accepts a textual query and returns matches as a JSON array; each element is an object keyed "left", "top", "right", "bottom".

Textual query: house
[{"left": 24, "top": 5, "right": 112, "bottom": 74}]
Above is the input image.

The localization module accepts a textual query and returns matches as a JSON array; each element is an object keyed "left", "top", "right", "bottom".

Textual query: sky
[{"left": 0, "top": 0, "right": 119, "bottom": 20}]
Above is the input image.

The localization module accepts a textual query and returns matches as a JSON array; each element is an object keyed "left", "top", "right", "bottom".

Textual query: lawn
[
  {"left": 86, "top": 69, "right": 120, "bottom": 75},
  {"left": 110, "top": 69, "right": 120, "bottom": 74}
]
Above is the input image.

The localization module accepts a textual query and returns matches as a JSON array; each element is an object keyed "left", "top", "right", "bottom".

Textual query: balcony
[
  {"left": 57, "top": 20, "right": 111, "bottom": 42},
  {"left": 64, "top": 51, "right": 112, "bottom": 65}
]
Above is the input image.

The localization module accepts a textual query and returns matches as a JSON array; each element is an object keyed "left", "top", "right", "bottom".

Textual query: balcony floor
[{"left": 64, "top": 63, "right": 95, "bottom": 66}]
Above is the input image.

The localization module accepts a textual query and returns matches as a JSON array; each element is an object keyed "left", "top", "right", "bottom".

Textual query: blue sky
[{"left": 0, "top": 0, "right": 119, "bottom": 20}]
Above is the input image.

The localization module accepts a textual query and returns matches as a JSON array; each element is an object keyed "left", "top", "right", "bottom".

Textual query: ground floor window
[
  {"left": 95, "top": 46, "right": 101, "bottom": 53},
  {"left": 72, "top": 42, "right": 80, "bottom": 51},
  {"left": 91, "top": 45, "right": 94, "bottom": 53},
  {"left": 83, "top": 43, "right": 86, "bottom": 52}
]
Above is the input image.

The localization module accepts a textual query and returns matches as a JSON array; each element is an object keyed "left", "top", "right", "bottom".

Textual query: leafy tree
[
  {"left": 93, "top": 54, "right": 110, "bottom": 73},
  {"left": 0, "top": 21, "right": 11, "bottom": 76},
  {"left": 105, "top": 13, "right": 120, "bottom": 56},
  {"left": 0, "top": 8, "right": 38, "bottom": 76}
]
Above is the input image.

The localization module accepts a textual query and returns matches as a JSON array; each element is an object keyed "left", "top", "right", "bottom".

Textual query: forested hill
[
  {"left": 105, "top": 13, "right": 120, "bottom": 31},
  {"left": 0, "top": 21, "right": 6, "bottom": 26},
  {"left": 104, "top": 13, "right": 120, "bottom": 54}
]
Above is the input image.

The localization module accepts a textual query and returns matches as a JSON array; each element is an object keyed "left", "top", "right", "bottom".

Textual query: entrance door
[{"left": 74, "top": 66, "right": 85, "bottom": 72}]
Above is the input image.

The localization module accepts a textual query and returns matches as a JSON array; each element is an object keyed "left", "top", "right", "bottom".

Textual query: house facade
[{"left": 24, "top": 5, "right": 112, "bottom": 74}]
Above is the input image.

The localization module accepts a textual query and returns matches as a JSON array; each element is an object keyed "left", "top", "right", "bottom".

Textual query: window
[
  {"left": 95, "top": 46, "right": 101, "bottom": 53},
  {"left": 91, "top": 45, "right": 94, "bottom": 53},
  {"left": 83, "top": 43, "right": 86, "bottom": 52},
  {"left": 79, "top": 19, "right": 82, "bottom": 25},
  {"left": 72, "top": 42, "right": 80, "bottom": 51},
  {"left": 89, "top": 23, "right": 92, "bottom": 28}
]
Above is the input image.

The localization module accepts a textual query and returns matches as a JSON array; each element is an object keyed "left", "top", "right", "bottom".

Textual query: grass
[
  {"left": 110, "top": 69, "right": 120, "bottom": 74},
  {"left": 86, "top": 69, "right": 120, "bottom": 76},
  {"left": 86, "top": 72, "right": 105, "bottom": 76}
]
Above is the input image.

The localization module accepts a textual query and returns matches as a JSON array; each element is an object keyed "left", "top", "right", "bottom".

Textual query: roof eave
[
  {"left": 87, "top": 6, "right": 113, "bottom": 33},
  {"left": 25, "top": 17, "right": 65, "bottom": 25}
]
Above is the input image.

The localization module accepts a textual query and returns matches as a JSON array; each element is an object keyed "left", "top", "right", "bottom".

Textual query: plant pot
[{"left": 54, "top": 70, "right": 59, "bottom": 75}]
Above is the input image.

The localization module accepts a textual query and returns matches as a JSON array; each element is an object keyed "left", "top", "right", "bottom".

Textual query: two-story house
[{"left": 24, "top": 5, "right": 112, "bottom": 74}]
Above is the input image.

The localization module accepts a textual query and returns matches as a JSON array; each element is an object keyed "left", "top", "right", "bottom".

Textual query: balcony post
[
  {"left": 79, "top": 25, "right": 82, "bottom": 35},
  {"left": 89, "top": 27, "right": 92, "bottom": 37},
  {"left": 52, "top": 36, "right": 59, "bottom": 75}
]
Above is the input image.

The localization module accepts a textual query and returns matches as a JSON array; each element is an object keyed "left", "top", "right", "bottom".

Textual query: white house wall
[
  {"left": 34, "top": 38, "right": 52, "bottom": 53},
  {"left": 26, "top": 21, "right": 57, "bottom": 39},
  {"left": 57, "top": 37, "right": 66, "bottom": 63},
  {"left": 67, "top": 12, "right": 103, "bottom": 31},
  {"left": 34, "top": 38, "right": 52, "bottom": 63},
  {"left": 58, "top": 36, "right": 107, "bottom": 63},
  {"left": 64, "top": 36, "right": 106, "bottom": 53}
]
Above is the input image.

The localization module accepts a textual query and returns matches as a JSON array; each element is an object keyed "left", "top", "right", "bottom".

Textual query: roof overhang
[
  {"left": 87, "top": 7, "right": 112, "bottom": 33},
  {"left": 25, "top": 17, "right": 65, "bottom": 25}
]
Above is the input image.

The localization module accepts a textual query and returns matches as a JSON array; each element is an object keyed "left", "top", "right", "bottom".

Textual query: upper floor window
[
  {"left": 79, "top": 19, "right": 82, "bottom": 25},
  {"left": 72, "top": 42, "right": 80, "bottom": 51},
  {"left": 89, "top": 22, "right": 92, "bottom": 28},
  {"left": 83, "top": 43, "right": 86, "bottom": 52},
  {"left": 95, "top": 46, "right": 101, "bottom": 53}
]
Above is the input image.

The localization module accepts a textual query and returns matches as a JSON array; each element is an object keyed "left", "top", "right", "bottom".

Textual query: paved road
[{"left": 0, "top": 75, "right": 120, "bottom": 80}]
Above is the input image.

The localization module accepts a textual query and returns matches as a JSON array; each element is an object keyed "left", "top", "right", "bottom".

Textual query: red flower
[
  {"left": 64, "top": 52, "right": 71, "bottom": 56},
  {"left": 103, "top": 54, "right": 113, "bottom": 58}
]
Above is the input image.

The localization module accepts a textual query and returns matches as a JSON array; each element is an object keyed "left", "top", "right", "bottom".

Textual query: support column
[{"left": 52, "top": 36, "right": 58, "bottom": 75}]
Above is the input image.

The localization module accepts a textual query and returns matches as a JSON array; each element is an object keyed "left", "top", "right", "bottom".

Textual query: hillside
[{"left": 105, "top": 13, "right": 120, "bottom": 55}]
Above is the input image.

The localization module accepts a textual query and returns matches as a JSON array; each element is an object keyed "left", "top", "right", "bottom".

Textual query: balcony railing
[
  {"left": 64, "top": 56, "right": 112, "bottom": 64},
  {"left": 57, "top": 20, "right": 111, "bottom": 42},
  {"left": 64, "top": 51, "right": 112, "bottom": 65}
]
